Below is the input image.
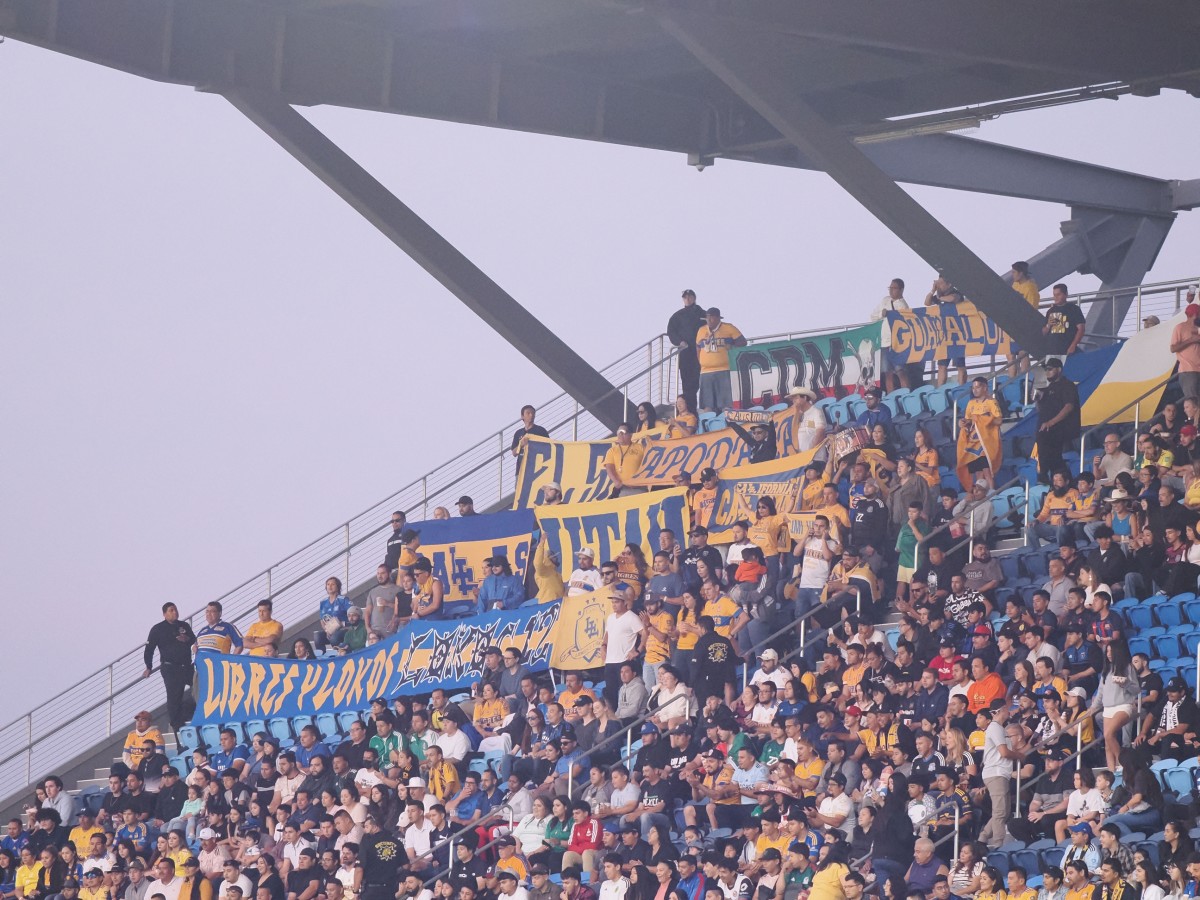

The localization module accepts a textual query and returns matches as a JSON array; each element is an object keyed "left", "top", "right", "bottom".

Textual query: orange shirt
[{"left": 966, "top": 673, "right": 1006, "bottom": 713}]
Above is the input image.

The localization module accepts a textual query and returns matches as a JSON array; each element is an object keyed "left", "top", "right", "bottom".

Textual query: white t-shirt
[
  {"left": 818, "top": 793, "right": 854, "bottom": 836},
  {"left": 750, "top": 668, "right": 791, "bottom": 690},
  {"left": 725, "top": 539, "right": 754, "bottom": 567},
  {"left": 567, "top": 568, "right": 604, "bottom": 596},
  {"left": 869, "top": 295, "right": 911, "bottom": 348},
  {"left": 1065, "top": 788, "right": 1107, "bottom": 818},
  {"left": 148, "top": 877, "right": 184, "bottom": 900},
  {"left": 981, "top": 721, "right": 1010, "bottom": 780},
  {"left": 403, "top": 818, "right": 433, "bottom": 857},
  {"left": 435, "top": 729, "right": 471, "bottom": 762},
  {"left": 796, "top": 408, "right": 826, "bottom": 452},
  {"left": 799, "top": 537, "right": 836, "bottom": 589},
  {"left": 218, "top": 876, "right": 254, "bottom": 900},
  {"left": 604, "top": 611, "right": 644, "bottom": 664},
  {"left": 599, "top": 878, "right": 629, "bottom": 900}
]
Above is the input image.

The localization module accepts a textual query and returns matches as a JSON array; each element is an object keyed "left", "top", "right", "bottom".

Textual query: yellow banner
[
  {"left": 887, "top": 307, "right": 1012, "bottom": 364},
  {"left": 549, "top": 593, "right": 609, "bottom": 670},
  {"left": 512, "top": 436, "right": 615, "bottom": 509},
  {"left": 535, "top": 487, "right": 691, "bottom": 580},
  {"left": 706, "top": 450, "right": 819, "bottom": 536}
]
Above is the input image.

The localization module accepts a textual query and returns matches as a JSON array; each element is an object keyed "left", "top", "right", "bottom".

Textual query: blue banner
[
  {"left": 407, "top": 510, "right": 537, "bottom": 603},
  {"left": 885, "top": 307, "right": 1013, "bottom": 365},
  {"left": 193, "top": 603, "right": 560, "bottom": 725}
]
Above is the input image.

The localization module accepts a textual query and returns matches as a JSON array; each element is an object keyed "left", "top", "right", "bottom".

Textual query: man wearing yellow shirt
[
  {"left": 558, "top": 672, "right": 597, "bottom": 723},
  {"left": 816, "top": 484, "right": 851, "bottom": 541},
  {"left": 639, "top": 595, "right": 676, "bottom": 686},
  {"left": 604, "top": 424, "right": 646, "bottom": 498},
  {"left": 700, "top": 581, "right": 744, "bottom": 641},
  {"left": 1025, "top": 470, "right": 1079, "bottom": 549},
  {"left": 1011, "top": 260, "right": 1042, "bottom": 309},
  {"left": 690, "top": 468, "right": 719, "bottom": 529},
  {"left": 68, "top": 814, "right": 104, "bottom": 864},
  {"left": 243, "top": 599, "right": 284, "bottom": 657},
  {"left": 695, "top": 307, "right": 747, "bottom": 413}
]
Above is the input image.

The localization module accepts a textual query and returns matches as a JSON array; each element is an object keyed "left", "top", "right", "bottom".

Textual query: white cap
[
  {"left": 408, "top": 777, "right": 426, "bottom": 788},
  {"left": 198, "top": 828, "right": 217, "bottom": 840},
  {"left": 576, "top": 547, "right": 595, "bottom": 559},
  {"left": 760, "top": 649, "right": 779, "bottom": 660}
]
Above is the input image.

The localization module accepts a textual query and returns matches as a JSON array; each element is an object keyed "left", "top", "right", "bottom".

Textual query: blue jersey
[
  {"left": 319, "top": 596, "right": 352, "bottom": 624},
  {"left": 117, "top": 823, "right": 149, "bottom": 850},
  {"left": 294, "top": 742, "right": 331, "bottom": 769},
  {"left": 211, "top": 744, "right": 249, "bottom": 774},
  {"left": 196, "top": 621, "right": 243, "bottom": 654}
]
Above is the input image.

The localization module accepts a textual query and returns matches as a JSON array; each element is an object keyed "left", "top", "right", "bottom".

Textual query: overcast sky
[{"left": 1, "top": 38, "right": 1198, "bottom": 726}]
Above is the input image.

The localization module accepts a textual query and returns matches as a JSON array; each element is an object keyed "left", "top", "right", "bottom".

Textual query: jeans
[
  {"left": 1025, "top": 521, "right": 1060, "bottom": 549},
  {"left": 698, "top": 371, "right": 733, "bottom": 411},
  {"left": 1104, "top": 808, "right": 1161, "bottom": 836},
  {"left": 1125, "top": 571, "right": 1150, "bottom": 600},
  {"left": 794, "top": 588, "right": 822, "bottom": 619},
  {"left": 643, "top": 661, "right": 663, "bottom": 688}
]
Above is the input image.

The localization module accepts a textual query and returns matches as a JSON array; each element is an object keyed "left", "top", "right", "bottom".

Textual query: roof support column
[
  {"left": 224, "top": 88, "right": 633, "bottom": 431},
  {"left": 658, "top": 11, "right": 1051, "bottom": 355}
]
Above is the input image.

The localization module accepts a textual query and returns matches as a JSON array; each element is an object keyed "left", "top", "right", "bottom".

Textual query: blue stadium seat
[
  {"left": 337, "top": 711, "right": 362, "bottom": 735},
  {"left": 1127, "top": 607, "right": 1157, "bottom": 631},
  {"left": 1011, "top": 849, "right": 1040, "bottom": 874},
  {"left": 1174, "top": 592, "right": 1199, "bottom": 605},
  {"left": 267, "top": 718, "right": 293, "bottom": 746},
  {"left": 1156, "top": 604, "right": 1185, "bottom": 628},
  {"left": 987, "top": 852, "right": 1010, "bottom": 872},
  {"left": 926, "top": 388, "right": 953, "bottom": 415},
  {"left": 244, "top": 719, "right": 267, "bottom": 740},
  {"left": 881, "top": 391, "right": 909, "bottom": 416},
  {"left": 1184, "top": 601, "right": 1200, "bottom": 625},
  {"left": 1137, "top": 842, "right": 1161, "bottom": 867},
  {"left": 176, "top": 725, "right": 200, "bottom": 753},
  {"left": 1164, "top": 767, "right": 1194, "bottom": 796},
  {"left": 1153, "top": 635, "right": 1182, "bottom": 658},
  {"left": 1128, "top": 637, "right": 1153, "bottom": 658},
  {"left": 292, "top": 714, "right": 315, "bottom": 736},
  {"left": 316, "top": 713, "right": 341, "bottom": 742},
  {"left": 1020, "top": 551, "right": 1049, "bottom": 579},
  {"left": 199, "top": 724, "right": 222, "bottom": 749},
  {"left": 223, "top": 722, "right": 246, "bottom": 745},
  {"left": 767, "top": 402, "right": 788, "bottom": 413},
  {"left": 1040, "top": 848, "right": 1064, "bottom": 870}
]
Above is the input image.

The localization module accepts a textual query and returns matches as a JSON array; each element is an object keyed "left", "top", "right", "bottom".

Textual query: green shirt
[
  {"left": 760, "top": 740, "right": 786, "bottom": 767},
  {"left": 369, "top": 732, "right": 404, "bottom": 764},
  {"left": 895, "top": 517, "right": 927, "bottom": 569}
]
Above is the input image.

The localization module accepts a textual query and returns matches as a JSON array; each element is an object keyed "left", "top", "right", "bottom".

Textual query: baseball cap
[
  {"left": 544, "top": 482, "right": 561, "bottom": 492},
  {"left": 576, "top": 547, "right": 596, "bottom": 559},
  {"left": 760, "top": 848, "right": 783, "bottom": 862},
  {"left": 198, "top": 827, "right": 217, "bottom": 840},
  {"left": 496, "top": 872, "right": 518, "bottom": 883},
  {"left": 973, "top": 624, "right": 991, "bottom": 635},
  {"left": 1188, "top": 303, "right": 1200, "bottom": 318},
  {"left": 1143, "top": 314, "right": 1161, "bottom": 326},
  {"left": 689, "top": 525, "right": 709, "bottom": 536},
  {"left": 1069, "top": 822, "right": 1093, "bottom": 836},
  {"left": 456, "top": 495, "right": 473, "bottom": 505},
  {"left": 641, "top": 722, "right": 660, "bottom": 735},
  {"left": 700, "top": 467, "right": 718, "bottom": 481},
  {"left": 760, "top": 648, "right": 779, "bottom": 660},
  {"left": 1168, "top": 677, "right": 1188, "bottom": 692},
  {"left": 1068, "top": 686, "right": 1088, "bottom": 699},
  {"left": 669, "top": 725, "right": 691, "bottom": 736},
  {"left": 827, "top": 773, "right": 847, "bottom": 787},
  {"left": 1044, "top": 357, "right": 1064, "bottom": 369},
  {"left": 846, "top": 706, "right": 862, "bottom": 717},
  {"left": 408, "top": 777, "right": 426, "bottom": 788},
  {"left": 495, "top": 836, "right": 516, "bottom": 848}
]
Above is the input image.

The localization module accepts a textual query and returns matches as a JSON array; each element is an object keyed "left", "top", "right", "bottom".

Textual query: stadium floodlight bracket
[
  {"left": 658, "top": 9, "right": 1053, "bottom": 356},
  {"left": 222, "top": 88, "right": 634, "bottom": 432}
]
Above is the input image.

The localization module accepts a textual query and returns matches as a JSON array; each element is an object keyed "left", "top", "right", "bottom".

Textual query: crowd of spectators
[{"left": 17, "top": 275, "right": 1200, "bottom": 900}]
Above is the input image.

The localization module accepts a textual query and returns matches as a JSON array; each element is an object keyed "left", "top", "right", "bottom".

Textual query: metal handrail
[
  {"left": 420, "top": 705, "right": 662, "bottom": 886},
  {"left": 1074, "top": 372, "right": 1178, "bottom": 472},
  {"left": 915, "top": 474, "right": 1025, "bottom": 551}
]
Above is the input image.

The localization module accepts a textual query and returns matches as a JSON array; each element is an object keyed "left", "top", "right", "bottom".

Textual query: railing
[
  {"left": 0, "top": 332, "right": 674, "bottom": 809},
  {"left": 421, "top": 706, "right": 661, "bottom": 886},
  {"left": 1074, "top": 372, "right": 1178, "bottom": 474},
  {"left": 1065, "top": 276, "right": 1198, "bottom": 347}
]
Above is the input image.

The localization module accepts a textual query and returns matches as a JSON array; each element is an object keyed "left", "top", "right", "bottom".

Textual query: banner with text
[
  {"left": 728, "top": 322, "right": 882, "bottom": 409},
  {"left": 512, "top": 436, "right": 616, "bottom": 510},
  {"left": 410, "top": 510, "right": 537, "bottom": 602},
  {"left": 705, "top": 450, "right": 820, "bottom": 539},
  {"left": 535, "top": 488, "right": 691, "bottom": 581},
  {"left": 193, "top": 603, "right": 561, "bottom": 724},
  {"left": 885, "top": 307, "right": 1012, "bottom": 365},
  {"left": 628, "top": 407, "right": 807, "bottom": 487}
]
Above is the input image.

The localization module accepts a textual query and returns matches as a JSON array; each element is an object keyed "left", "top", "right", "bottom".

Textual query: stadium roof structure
[{"left": 5, "top": 0, "right": 1200, "bottom": 425}]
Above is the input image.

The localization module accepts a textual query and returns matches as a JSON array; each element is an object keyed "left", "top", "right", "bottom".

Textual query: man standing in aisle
[
  {"left": 668, "top": 290, "right": 708, "bottom": 413},
  {"left": 142, "top": 604, "right": 197, "bottom": 741},
  {"left": 1036, "top": 359, "right": 1081, "bottom": 483},
  {"left": 1171, "top": 299, "right": 1200, "bottom": 404},
  {"left": 695, "top": 308, "right": 746, "bottom": 413}
]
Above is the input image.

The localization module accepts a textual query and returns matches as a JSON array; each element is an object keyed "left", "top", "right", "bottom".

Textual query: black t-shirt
[
  {"left": 638, "top": 778, "right": 670, "bottom": 810},
  {"left": 1043, "top": 303, "right": 1086, "bottom": 355},
  {"left": 1037, "top": 376, "right": 1081, "bottom": 438},
  {"left": 252, "top": 771, "right": 279, "bottom": 807},
  {"left": 359, "top": 831, "right": 407, "bottom": 886},
  {"left": 619, "top": 838, "right": 654, "bottom": 867},
  {"left": 286, "top": 868, "right": 322, "bottom": 900},
  {"left": 511, "top": 425, "right": 550, "bottom": 452},
  {"left": 447, "top": 856, "right": 488, "bottom": 896}
]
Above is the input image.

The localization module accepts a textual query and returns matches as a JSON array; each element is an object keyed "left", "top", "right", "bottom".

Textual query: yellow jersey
[
  {"left": 676, "top": 608, "right": 700, "bottom": 651},
  {"left": 691, "top": 486, "right": 718, "bottom": 529},
  {"left": 472, "top": 698, "right": 508, "bottom": 733},
  {"left": 703, "top": 596, "right": 740, "bottom": 638},
  {"left": 696, "top": 323, "right": 745, "bottom": 374},
  {"left": 643, "top": 610, "right": 676, "bottom": 664},
  {"left": 793, "top": 758, "right": 825, "bottom": 797},
  {"left": 800, "top": 479, "right": 825, "bottom": 512},
  {"left": 705, "top": 763, "right": 740, "bottom": 805},
  {"left": 559, "top": 687, "right": 597, "bottom": 720},
  {"left": 748, "top": 513, "right": 789, "bottom": 557},
  {"left": 245, "top": 619, "right": 284, "bottom": 657},
  {"left": 1014, "top": 279, "right": 1041, "bottom": 309},
  {"left": 667, "top": 413, "right": 699, "bottom": 440},
  {"left": 604, "top": 442, "right": 645, "bottom": 483}
]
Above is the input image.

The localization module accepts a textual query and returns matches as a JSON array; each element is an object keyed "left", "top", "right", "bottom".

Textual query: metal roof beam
[
  {"left": 659, "top": 9, "right": 1052, "bottom": 355},
  {"left": 223, "top": 88, "right": 633, "bottom": 431}
]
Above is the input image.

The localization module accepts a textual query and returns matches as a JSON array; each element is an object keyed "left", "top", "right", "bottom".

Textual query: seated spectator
[
  {"left": 1026, "top": 470, "right": 1080, "bottom": 549},
  {"left": 475, "top": 556, "right": 526, "bottom": 614},
  {"left": 317, "top": 578, "right": 351, "bottom": 652},
  {"left": 1092, "top": 434, "right": 1136, "bottom": 490}
]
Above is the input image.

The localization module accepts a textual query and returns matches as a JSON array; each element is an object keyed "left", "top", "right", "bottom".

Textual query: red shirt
[
  {"left": 930, "top": 654, "right": 962, "bottom": 683},
  {"left": 568, "top": 817, "right": 602, "bottom": 853}
]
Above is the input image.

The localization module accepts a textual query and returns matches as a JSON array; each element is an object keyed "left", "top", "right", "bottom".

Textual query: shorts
[
  {"left": 938, "top": 356, "right": 966, "bottom": 368},
  {"left": 698, "top": 371, "right": 734, "bottom": 410},
  {"left": 966, "top": 456, "right": 990, "bottom": 473},
  {"left": 1103, "top": 704, "right": 1134, "bottom": 719},
  {"left": 896, "top": 564, "right": 915, "bottom": 584},
  {"left": 880, "top": 352, "right": 897, "bottom": 373}
]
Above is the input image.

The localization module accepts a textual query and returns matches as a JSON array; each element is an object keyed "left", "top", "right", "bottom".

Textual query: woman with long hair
[
  {"left": 1106, "top": 748, "right": 1163, "bottom": 835},
  {"left": 339, "top": 784, "right": 368, "bottom": 825},
  {"left": 1090, "top": 639, "right": 1140, "bottom": 772},
  {"left": 912, "top": 427, "right": 941, "bottom": 490},
  {"left": 778, "top": 677, "right": 807, "bottom": 718},
  {"left": 1159, "top": 820, "right": 1194, "bottom": 877},
  {"left": 618, "top": 543, "right": 650, "bottom": 595},
  {"left": 946, "top": 842, "right": 984, "bottom": 900},
  {"left": 747, "top": 495, "right": 793, "bottom": 588},
  {"left": 670, "top": 590, "right": 702, "bottom": 672},
  {"left": 666, "top": 395, "right": 698, "bottom": 440},
  {"left": 645, "top": 824, "right": 679, "bottom": 866},
  {"left": 941, "top": 727, "right": 977, "bottom": 783},
  {"left": 316, "top": 576, "right": 351, "bottom": 651},
  {"left": 974, "top": 866, "right": 1004, "bottom": 900},
  {"left": 636, "top": 402, "right": 659, "bottom": 433},
  {"left": 255, "top": 854, "right": 286, "bottom": 900},
  {"left": 628, "top": 865, "right": 659, "bottom": 900},
  {"left": 535, "top": 796, "right": 572, "bottom": 872},
  {"left": 871, "top": 772, "right": 915, "bottom": 888},
  {"left": 588, "top": 697, "right": 624, "bottom": 768},
  {"left": 288, "top": 638, "right": 317, "bottom": 660},
  {"left": 513, "top": 795, "right": 553, "bottom": 862},
  {"left": 0, "top": 850, "right": 17, "bottom": 900},
  {"left": 366, "top": 784, "right": 399, "bottom": 832},
  {"left": 647, "top": 665, "right": 695, "bottom": 729},
  {"left": 809, "top": 840, "right": 851, "bottom": 900},
  {"left": 1054, "top": 766, "right": 1105, "bottom": 843},
  {"left": 1135, "top": 861, "right": 1166, "bottom": 900}
]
